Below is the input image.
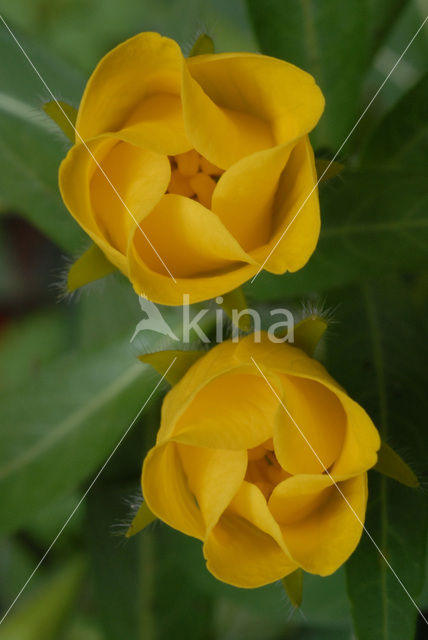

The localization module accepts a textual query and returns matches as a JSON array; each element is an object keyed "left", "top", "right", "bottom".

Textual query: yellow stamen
[
  {"left": 189, "top": 172, "right": 216, "bottom": 209},
  {"left": 175, "top": 149, "right": 200, "bottom": 177}
]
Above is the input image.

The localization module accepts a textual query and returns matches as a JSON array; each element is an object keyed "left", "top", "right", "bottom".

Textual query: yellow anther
[
  {"left": 189, "top": 172, "right": 216, "bottom": 209},
  {"left": 247, "top": 443, "right": 268, "bottom": 461},
  {"left": 168, "top": 169, "right": 194, "bottom": 197},
  {"left": 199, "top": 156, "right": 223, "bottom": 176},
  {"left": 175, "top": 150, "right": 200, "bottom": 177}
]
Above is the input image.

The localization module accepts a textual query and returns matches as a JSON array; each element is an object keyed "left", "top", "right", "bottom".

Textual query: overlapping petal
[
  {"left": 204, "top": 482, "right": 297, "bottom": 587},
  {"left": 186, "top": 52, "right": 324, "bottom": 149},
  {"left": 142, "top": 441, "right": 204, "bottom": 540},
  {"left": 278, "top": 475, "right": 368, "bottom": 575},
  {"left": 76, "top": 32, "right": 184, "bottom": 143}
]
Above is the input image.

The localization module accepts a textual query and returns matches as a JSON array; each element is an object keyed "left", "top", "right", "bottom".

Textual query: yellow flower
[
  {"left": 142, "top": 334, "right": 380, "bottom": 588},
  {"left": 59, "top": 32, "right": 324, "bottom": 305}
]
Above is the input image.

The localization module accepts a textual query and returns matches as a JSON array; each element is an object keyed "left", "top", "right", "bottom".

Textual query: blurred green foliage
[{"left": 0, "top": 1, "right": 427, "bottom": 639}]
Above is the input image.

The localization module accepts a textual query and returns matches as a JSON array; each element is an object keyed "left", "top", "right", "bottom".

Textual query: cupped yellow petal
[
  {"left": 250, "top": 136, "right": 320, "bottom": 273},
  {"left": 269, "top": 475, "right": 335, "bottom": 526},
  {"left": 128, "top": 253, "right": 258, "bottom": 305},
  {"left": 279, "top": 474, "right": 368, "bottom": 575},
  {"left": 172, "top": 373, "right": 279, "bottom": 449},
  {"left": 178, "top": 444, "right": 247, "bottom": 531},
  {"left": 211, "top": 142, "right": 294, "bottom": 251},
  {"left": 274, "top": 375, "right": 346, "bottom": 475},
  {"left": 131, "top": 193, "right": 253, "bottom": 278},
  {"left": 204, "top": 481, "right": 297, "bottom": 588},
  {"left": 142, "top": 442, "right": 204, "bottom": 540},
  {"left": 182, "top": 62, "right": 274, "bottom": 169},
  {"left": 59, "top": 134, "right": 170, "bottom": 271},
  {"left": 76, "top": 32, "right": 183, "bottom": 142},
  {"left": 186, "top": 53, "right": 324, "bottom": 147},
  {"left": 59, "top": 135, "right": 127, "bottom": 273},
  {"left": 331, "top": 398, "right": 380, "bottom": 477},
  {"left": 119, "top": 93, "right": 192, "bottom": 156},
  {"left": 91, "top": 140, "right": 171, "bottom": 254}
]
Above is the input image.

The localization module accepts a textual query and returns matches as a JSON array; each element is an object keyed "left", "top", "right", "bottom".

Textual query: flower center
[
  {"left": 167, "top": 150, "right": 223, "bottom": 209},
  {"left": 245, "top": 438, "right": 290, "bottom": 500}
]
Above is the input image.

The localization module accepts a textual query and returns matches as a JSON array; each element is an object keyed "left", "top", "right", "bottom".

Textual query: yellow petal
[
  {"left": 211, "top": 142, "right": 294, "bottom": 251},
  {"left": 76, "top": 32, "right": 183, "bottom": 142},
  {"left": 331, "top": 398, "right": 381, "bottom": 477},
  {"left": 182, "top": 61, "right": 274, "bottom": 169},
  {"left": 90, "top": 141, "right": 170, "bottom": 254},
  {"left": 204, "top": 481, "right": 297, "bottom": 588},
  {"left": 130, "top": 193, "right": 253, "bottom": 278},
  {"left": 59, "top": 134, "right": 170, "bottom": 272},
  {"left": 186, "top": 52, "right": 324, "bottom": 147},
  {"left": 269, "top": 475, "right": 335, "bottom": 525},
  {"left": 274, "top": 375, "right": 346, "bottom": 474},
  {"left": 278, "top": 474, "right": 368, "bottom": 575},
  {"left": 142, "top": 442, "right": 204, "bottom": 539},
  {"left": 240, "top": 334, "right": 380, "bottom": 476},
  {"left": 251, "top": 136, "right": 320, "bottom": 273},
  {"left": 172, "top": 373, "right": 278, "bottom": 449},
  {"left": 119, "top": 93, "right": 192, "bottom": 156},
  {"left": 178, "top": 444, "right": 247, "bottom": 531}
]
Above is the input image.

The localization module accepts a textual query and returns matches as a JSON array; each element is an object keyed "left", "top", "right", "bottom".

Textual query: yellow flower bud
[
  {"left": 142, "top": 333, "right": 380, "bottom": 588},
  {"left": 59, "top": 32, "right": 325, "bottom": 305}
]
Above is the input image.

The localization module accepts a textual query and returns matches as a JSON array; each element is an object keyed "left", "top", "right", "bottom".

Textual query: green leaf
[
  {"left": 246, "top": 170, "right": 428, "bottom": 300},
  {"left": 374, "top": 440, "right": 419, "bottom": 488},
  {"left": 323, "top": 278, "right": 427, "bottom": 640},
  {"left": 0, "top": 278, "right": 180, "bottom": 534},
  {"left": 138, "top": 349, "right": 203, "bottom": 386},
  {"left": 282, "top": 569, "right": 303, "bottom": 608},
  {"left": 85, "top": 485, "right": 144, "bottom": 640},
  {"left": 0, "top": 556, "right": 85, "bottom": 639},
  {"left": 315, "top": 158, "right": 344, "bottom": 182},
  {"left": 0, "top": 28, "right": 85, "bottom": 252},
  {"left": 361, "top": 72, "right": 428, "bottom": 170},
  {"left": 43, "top": 100, "right": 77, "bottom": 142},
  {"left": 67, "top": 243, "right": 116, "bottom": 292}
]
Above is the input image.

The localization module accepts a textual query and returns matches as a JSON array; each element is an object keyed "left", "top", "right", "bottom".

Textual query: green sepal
[
  {"left": 138, "top": 349, "right": 204, "bottom": 386},
  {"left": 293, "top": 315, "right": 328, "bottom": 356},
  {"left": 67, "top": 243, "right": 116, "bottom": 292},
  {"left": 220, "top": 287, "right": 252, "bottom": 333},
  {"left": 315, "top": 157, "right": 344, "bottom": 182},
  {"left": 125, "top": 501, "right": 157, "bottom": 538},
  {"left": 43, "top": 100, "right": 77, "bottom": 142},
  {"left": 373, "top": 440, "right": 419, "bottom": 488},
  {"left": 189, "top": 33, "right": 215, "bottom": 57},
  {"left": 282, "top": 569, "right": 303, "bottom": 608}
]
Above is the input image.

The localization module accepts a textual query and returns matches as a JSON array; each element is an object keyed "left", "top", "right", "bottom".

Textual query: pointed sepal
[
  {"left": 43, "top": 100, "right": 77, "bottom": 142},
  {"left": 138, "top": 349, "right": 204, "bottom": 386},
  {"left": 189, "top": 33, "right": 215, "bottom": 57},
  {"left": 293, "top": 316, "right": 328, "bottom": 356},
  {"left": 282, "top": 569, "right": 303, "bottom": 608},
  {"left": 125, "top": 501, "right": 156, "bottom": 538},
  {"left": 315, "top": 158, "right": 344, "bottom": 182},
  {"left": 67, "top": 243, "right": 116, "bottom": 292},
  {"left": 220, "top": 287, "right": 252, "bottom": 333},
  {"left": 373, "top": 440, "right": 419, "bottom": 488}
]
